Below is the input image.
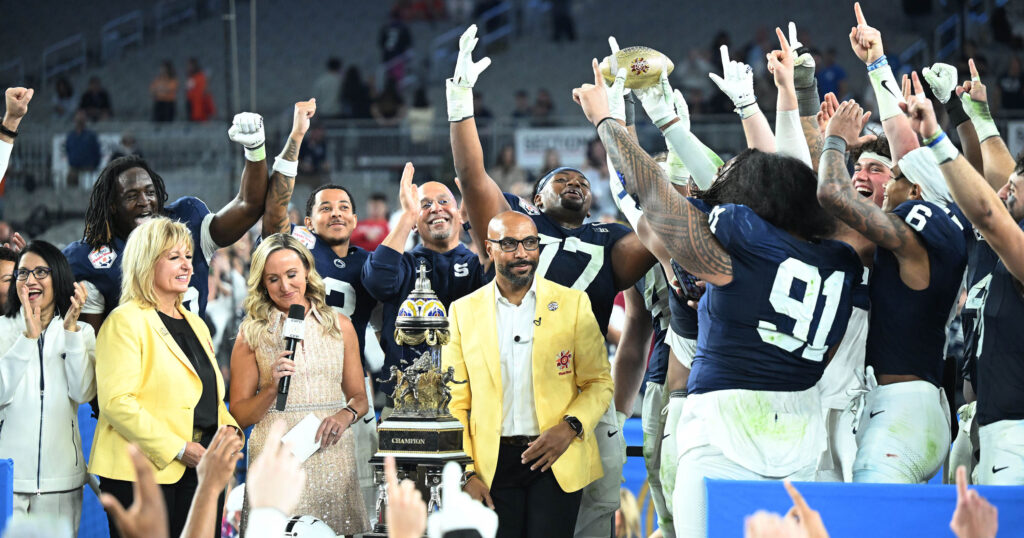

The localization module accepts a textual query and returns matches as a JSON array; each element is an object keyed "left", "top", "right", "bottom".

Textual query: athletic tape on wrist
[
  {"left": 796, "top": 83, "right": 820, "bottom": 117},
  {"left": 272, "top": 154, "right": 298, "bottom": 177},
  {"left": 736, "top": 102, "right": 760, "bottom": 120},
  {"left": 445, "top": 79, "right": 474, "bottom": 122},
  {"left": 244, "top": 144, "right": 266, "bottom": 162},
  {"left": 623, "top": 92, "right": 636, "bottom": 127},
  {"left": 927, "top": 131, "right": 959, "bottom": 163},
  {"left": 822, "top": 135, "right": 848, "bottom": 155},
  {"left": 868, "top": 64, "right": 905, "bottom": 121},
  {"left": 944, "top": 96, "right": 970, "bottom": 128},
  {"left": 961, "top": 95, "right": 1000, "bottom": 142}
]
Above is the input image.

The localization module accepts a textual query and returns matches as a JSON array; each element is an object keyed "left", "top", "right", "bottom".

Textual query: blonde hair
[
  {"left": 119, "top": 217, "right": 194, "bottom": 309},
  {"left": 240, "top": 233, "right": 340, "bottom": 351},
  {"left": 617, "top": 488, "right": 640, "bottom": 538}
]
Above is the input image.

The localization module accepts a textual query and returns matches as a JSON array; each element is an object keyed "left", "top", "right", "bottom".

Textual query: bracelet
[
  {"left": 342, "top": 406, "right": 359, "bottom": 424},
  {"left": 272, "top": 154, "right": 299, "bottom": 177},
  {"left": 822, "top": 135, "right": 848, "bottom": 154},
  {"left": 0, "top": 124, "right": 17, "bottom": 138},
  {"left": 923, "top": 130, "right": 945, "bottom": 147},
  {"left": 462, "top": 470, "right": 477, "bottom": 482},
  {"left": 866, "top": 55, "right": 889, "bottom": 72}
]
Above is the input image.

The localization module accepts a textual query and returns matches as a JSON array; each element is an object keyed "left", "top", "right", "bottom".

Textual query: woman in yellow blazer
[{"left": 90, "top": 217, "right": 240, "bottom": 538}]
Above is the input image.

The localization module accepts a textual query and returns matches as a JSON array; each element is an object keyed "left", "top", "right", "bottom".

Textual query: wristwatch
[{"left": 563, "top": 415, "right": 583, "bottom": 438}]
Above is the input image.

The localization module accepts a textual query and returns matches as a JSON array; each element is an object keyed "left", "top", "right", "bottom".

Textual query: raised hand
[
  {"left": 767, "top": 27, "right": 795, "bottom": 90},
  {"left": 709, "top": 45, "right": 756, "bottom": 110},
  {"left": 63, "top": 281, "right": 88, "bottom": 332},
  {"left": 99, "top": 445, "right": 170, "bottom": 538},
  {"left": 385, "top": 456, "right": 428, "bottom": 538},
  {"left": 227, "top": 112, "right": 266, "bottom": 150},
  {"left": 634, "top": 71, "right": 676, "bottom": 128},
  {"left": 816, "top": 92, "right": 840, "bottom": 136},
  {"left": 605, "top": 65, "right": 628, "bottom": 123},
  {"left": 572, "top": 59, "right": 613, "bottom": 126},
  {"left": 398, "top": 162, "right": 418, "bottom": 216},
  {"left": 825, "top": 100, "right": 871, "bottom": 147},
  {"left": 958, "top": 59, "right": 988, "bottom": 104},
  {"left": 1, "top": 232, "right": 25, "bottom": 253},
  {"left": 18, "top": 283, "right": 42, "bottom": 339},
  {"left": 452, "top": 24, "right": 491, "bottom": 88},
  {"left": 247, "top": 419, "right": 306, "bottom": 514},
  {"left": 922, "top": 62, "right": 958, "bottom": 104},
  {"left": 196, "top": 426, "right": 245, "bottom": 494},
  {"left": 290, "top": 99, "right": 317, "bottom": 138},
  {"left": 672, "top": 88, "right": 691, "bottom": 131},
  {"left": 849, "top": 2, "right": 884, "bottom": 65},
  {"left": 4, "top": 87, "right": 34, "bottom": 131},
  {"left": 950, "top": 466, "right": 998, "bottom": 538},
  {"left": 899, "top": 72, "right": 940, "bottom": 139}
]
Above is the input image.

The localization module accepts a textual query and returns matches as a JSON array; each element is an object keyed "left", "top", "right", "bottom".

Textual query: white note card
[{"left": 281, "top": 413, "right": 322, "bottom": 463}]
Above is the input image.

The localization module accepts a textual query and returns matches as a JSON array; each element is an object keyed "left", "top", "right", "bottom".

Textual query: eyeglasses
[
  {"left": 486, "top": 236, "right": 541, "bottom": 252},
  {"left": 15, "top": 267, "right": 52, "bottom": 281}
]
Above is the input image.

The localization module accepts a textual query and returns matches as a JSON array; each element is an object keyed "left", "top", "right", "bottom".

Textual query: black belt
[{"left": 500, "top": 435, "right": 539, "bottom": 447}]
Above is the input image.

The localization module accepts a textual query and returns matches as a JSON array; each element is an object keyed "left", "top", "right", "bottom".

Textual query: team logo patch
[
  {"left": 630, "top": 57, "right": 650, "bottom": 76},
  {"left": 292, "top": 226, "right": 316, "bottom": 249},
  {"left": 334, "top": 258, "right": 346, "bottom": 269},
  {"left": 516, "top": 196, "right": 540, "bottom": 215},
  {"left": 547, "top": 301, "right": 558, "bottom": 311},
  {"left": 88, "top": 246, "right": 117, "bottom": 269},
  {"left": 556, "top": 350, "right": 572, "bottom": 375}
]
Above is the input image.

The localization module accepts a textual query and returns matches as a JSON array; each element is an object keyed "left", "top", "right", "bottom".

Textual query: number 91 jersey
[
  {"left": 504, "top": 193, "right": 630, "bottom": 335},
  {"left": 689, "top": 203, "right": 862, "bottom": 395}
]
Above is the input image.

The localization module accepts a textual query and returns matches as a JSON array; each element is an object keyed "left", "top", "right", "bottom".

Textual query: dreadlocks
[{"left": 83, "top": 155, "right": 169, "bottom": 249}]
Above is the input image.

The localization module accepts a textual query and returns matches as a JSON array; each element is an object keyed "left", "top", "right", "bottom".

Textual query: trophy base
[
  {"left": 377, "top": 415, "right": 466, "bottom": 456},
  {"left": 369, "top": 453, "right": 474, "bottom": 535}
]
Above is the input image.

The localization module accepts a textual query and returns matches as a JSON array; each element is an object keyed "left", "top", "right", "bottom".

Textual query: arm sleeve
[
  {"left": 774, "top": 109, "right": 813, "bottom": 167},
  {"left": 441, "top": 301, "right": 475, "bottom": 474},
  {"left": 663, "top": 123, "right": 720, "bottom": 191},
  {"left": 361, "top": 246, "right": 415, "bottom": 303},
  {"left": 62, "top": 324, "right": 97, "bottom": 404},
  {"left": 81, "top": 280, "right": 105, "bottom": 315},
  {"left": 95, "top": 313, "right": 189, "bottom": 470},
  {"left": 199, "top": 212, "right": 219, "bottom": 262},
  {"left": 563, "top": 293, "right": 613, "bottom": 438}
]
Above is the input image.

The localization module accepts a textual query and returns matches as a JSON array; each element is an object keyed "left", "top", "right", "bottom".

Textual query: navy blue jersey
[
  {"left": 976, "top": 222, "right": 1024, "bottom": 425},
  {"left": 960, "top": 231, "right": 1000, "bottom": 387},
  {"left": 688, "top": 203, "right": 862, "bottom": 394},
  {"left": 668, "top": 259, "right": 700, "bottom": 340},
  {"left": 504, "top": 193, "right": 631, "bottom": 335},
  {"left": 638, "top": 267, "right": 671, "bottom": 385},
  {"left": 64, "top": 196, "right": 213, "bottom": 316},
  {"left": 866, "top": 201, "right": 970, "bottom": 387},
  {"left": 362, "top": 243, "right": 492, "bottom": 392},
  {"left": 289, "top": 226, "right": 377, "bottom": 361}
]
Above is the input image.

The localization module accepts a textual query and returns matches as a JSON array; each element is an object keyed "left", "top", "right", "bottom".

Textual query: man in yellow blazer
[{"left": 443, "top": 212, "right": 613, "bottom": 538}]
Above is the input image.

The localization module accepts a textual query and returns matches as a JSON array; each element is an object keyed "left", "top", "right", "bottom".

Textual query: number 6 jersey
[
  {"left": 688, "top": 203, "right": 862, "bottom": 395},
  {"left": 504, "top": 193, "right": 630, "bottom": 335}
]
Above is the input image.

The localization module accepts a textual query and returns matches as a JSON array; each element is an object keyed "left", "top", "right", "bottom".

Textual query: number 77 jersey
[
  {"left": 689, "top": 203, "right": 863, "bottom": 395},
  {"left": 504, "top": 193, "right": 631, "bottom": 335}
]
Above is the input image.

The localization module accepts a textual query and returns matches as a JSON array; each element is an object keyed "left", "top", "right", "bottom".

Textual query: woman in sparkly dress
[{"left": 229, "top": 233, "right": 369, "bottom": 535}]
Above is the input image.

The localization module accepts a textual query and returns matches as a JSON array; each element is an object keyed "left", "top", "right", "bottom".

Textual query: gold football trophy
[
  {"left": 599, "top": 46, "right": 675, "bottom": 89},
  {"left": 369, "top": 264, "right": 471, "bottom": 535}
]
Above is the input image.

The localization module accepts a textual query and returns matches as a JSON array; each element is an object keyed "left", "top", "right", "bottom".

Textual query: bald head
[
  {"left": 415, "top": 180, "right": 461, "bottom": 249},
  {"left": 487, "top": 211, "right": 537, "bottom": 240}
]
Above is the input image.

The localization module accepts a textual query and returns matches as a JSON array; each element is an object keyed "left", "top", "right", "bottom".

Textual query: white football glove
[
  {"left": 921, "top": 63, "right": 958, "bottom": 104},
  {"left": 427, "top": 461, "right": 498, "bottom": 538},
  {"left": 446, "top": 25, "right": 492, "bottom": 122},
  {"left": 708, "top": 45, "right": 757, "bottom": 115},
  {"left": 634, "top": 71, "right": 677, "bottom": 128},
  {"left": 673, "top": 89, "right": 691, "bottom": 132},
  {"left": 606, "top": 67, "right": 628, "bottom": 123},
  {"left": 228, "top": 112, "right": 265, "bottom": 161}
]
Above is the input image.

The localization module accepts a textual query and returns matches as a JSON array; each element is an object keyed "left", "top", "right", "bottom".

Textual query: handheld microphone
[{"left": 276, "top": 304, "right": 305, "bottom": 411}]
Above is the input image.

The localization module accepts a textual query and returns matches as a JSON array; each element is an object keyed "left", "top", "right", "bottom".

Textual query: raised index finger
[
  {"left": 854, "top": 2, "right": 867, "bottom": 26},
  {"left": 968, "top": 58, "right": 980, "bottom": 81},
  {"left": 911, "top": 71, "right": 925, "bottom": 96},
  {"left": 783, "top": 480, "right": 812, "bottom": 514},
  {"left": 719, "top": 45, "right": 731, "bottom": 70},
  {"left": 775, "top": 27, "right": 790, "bottom": 53},
  {"left": 384, "top": 455, "right": 400, "bottom": 489},
  {"left": 592, "top": 57, "right": 603, "bottom": 86},
  {"left": 956, "top": 465, "right": 968, "bottom": 501}
]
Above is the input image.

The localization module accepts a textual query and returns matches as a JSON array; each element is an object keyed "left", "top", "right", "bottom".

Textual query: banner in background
[{"left": 515, "top": 127, "right": 595, "bottom": 170}]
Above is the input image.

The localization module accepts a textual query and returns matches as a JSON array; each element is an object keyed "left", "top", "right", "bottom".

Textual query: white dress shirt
[{"left": 494, "top": 279, "right": 540, "bottom": 436}]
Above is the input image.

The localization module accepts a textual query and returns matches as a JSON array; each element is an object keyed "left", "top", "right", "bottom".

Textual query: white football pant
[
  {"left": 641, "top": 382, "right": 672, "bottom": 537},
  {"left": 575, "top": 402, "right": 624, "bottom": 538},
  {"left": 976, "top": 419, "right": 1024, "bottom": 485}
]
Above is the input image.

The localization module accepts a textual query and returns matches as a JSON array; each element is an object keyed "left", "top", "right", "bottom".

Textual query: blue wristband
[
  {"left": 926, "top": 132, "right": 948, "bottom": 148},
  {"left": 866, "top": 55, "right": 889, "bottom": 73}
]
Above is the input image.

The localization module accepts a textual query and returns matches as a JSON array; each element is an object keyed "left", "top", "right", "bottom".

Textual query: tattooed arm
[
  {"left": 262, "top": 100, "right": 316, "bottom": 238},
  {"left": 817, "top": 101, "right": 929, "bottom": 289},
  {"left": 597, "top": 119, "right": 732, "bottom": 286},
  {"left": 802, "top": 116, "right": 824, "bottom": 170}
]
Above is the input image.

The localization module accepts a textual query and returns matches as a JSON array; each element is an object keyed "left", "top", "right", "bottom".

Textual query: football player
[
  {"left": 575, "top": 59, "right": 862, "bottom": 538},
  {"left": 63, "top": 108, "right": 274, "bottom": 332}
]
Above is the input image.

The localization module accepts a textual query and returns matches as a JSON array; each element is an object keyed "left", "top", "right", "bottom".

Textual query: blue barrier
[
  {"left": 706, "top": 479, "right": 1024, "bottom": 537},
  {"left": 0, "top": 458, "right": 12, "bottom": 535}
]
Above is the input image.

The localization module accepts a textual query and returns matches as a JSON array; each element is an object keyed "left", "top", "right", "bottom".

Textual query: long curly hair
[
  {"left": 83, "top": 156, "right": 169, "bottom": 249},
  {"left": 239, "top": 234, "right": 340, "bottom": 351}
]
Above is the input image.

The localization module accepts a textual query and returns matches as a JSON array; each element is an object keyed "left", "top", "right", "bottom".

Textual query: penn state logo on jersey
[
  {"left": 453, "top": 262, "right": 469, "bottom": 277},
  {"left": 88, "top": 246, "right": 117, "bottom": 269},
  {"left": 334, "top": 258, "right": 346, "bottom": 269},
  {"left": 292, "top": 226, "right": 317, "bottom": 250},
  {"left": 516, "top": 196, "right": 541, "bottom": 215}
]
